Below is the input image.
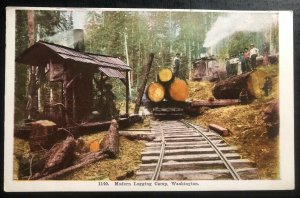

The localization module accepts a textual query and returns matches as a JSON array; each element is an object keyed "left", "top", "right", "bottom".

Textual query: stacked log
[{"left": 147, "top": 68, "right": 189, "bottom": 103}]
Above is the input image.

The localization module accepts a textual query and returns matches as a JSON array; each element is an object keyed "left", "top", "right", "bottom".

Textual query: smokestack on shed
[{"left": 73, "top": 29, "right": 85, "bottom": 52}]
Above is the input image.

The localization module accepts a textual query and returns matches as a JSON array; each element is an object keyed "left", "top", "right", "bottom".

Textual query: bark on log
[
  {"left": 208, "top": 124, "right": 229, "bottom": 136},
  {"left": 42, "top": 136, "right": 76, "bottom": 175},
  {"left": 30, "top": 120, "right": 58, "bottom": 152},
  {"left": 168, "top": 78, "right": 189, "bottom": 102},
  {"left": 134, "top": 53, "right": 155, "bottom": 114},
  {"left": 146, "top": 82, "right": 165, "bottom": 103},
  {"left": 37, "top": 151, "right": 106, "bottom": 180},
  {"left": 119, "top": 131, "right": 155, "bottom": 141},
  {"left": 100, "top": 119, "right": 119, "bottom": 158},
  {"left": 190, "top": 99, "right": 241, "bottom": 108},
  {"left": 158, "top": 68, "right": 174, "bottom": 84},
  {"left": 263, "top": 99, "right": 279, "bottom": 138},
  {"left": 212, "top": 71, "right": 267, "bottom": 99}
]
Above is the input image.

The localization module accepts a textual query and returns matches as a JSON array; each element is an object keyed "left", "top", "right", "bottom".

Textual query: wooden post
[
  {"left": 100, "top": 73, "right": 104, "bottom": 105},
  {"left": 126, "top": 71, "right": 129, "bottom": 115},
  {"left": 134, "top": 53, "right": 155, "bottom": 114}
]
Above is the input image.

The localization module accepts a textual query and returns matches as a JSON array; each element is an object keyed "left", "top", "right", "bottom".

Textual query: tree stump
[
  {"left": 263, "top": 99, "right": 279, "bottom": 138},
  {"left": 100, "top": 119, "right": 119, "bottom": 158},
  {"left": 30, "top": 120, "right": 58, "bottom": 152}
]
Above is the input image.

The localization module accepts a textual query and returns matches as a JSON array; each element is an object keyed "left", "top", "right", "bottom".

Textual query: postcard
[{"left": 4, "top": 7, "right": 294, "bottom": 191}]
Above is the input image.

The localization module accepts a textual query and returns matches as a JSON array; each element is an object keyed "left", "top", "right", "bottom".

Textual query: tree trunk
[
  {"left": 42, "top": 136, "right": 76, "bottom": 175},
  {"left": 34, "top": 151, "right": 106, "bottom": 180},
  {"left": 134, "top": 53, "right": 155, "bottom": 114},
  {"left": 119, "top": 131, "right": 155, "bottom": 141},
  {"left": 100, "top": 119, "right": 119, "bottom": 158},
  {"left": 30, "top": 120, "right": 58, "bottom": 152},
  {"left": 26, "top": 10, "right": 38, "bottom": 119},
  {"left": 168, "top": 78, "right": 189, "bottom": 102},
  {"left": 212, "top": 71, "right": 267, "bottom": 99},
  {"left": 263, "top": 99, "right": 279, "bottom": 138},
  {"left": 190, "top": 99, "right": 241, "bottom": 108},
  {"left": 146, "top": 82, "right": 165, "bottom": 103}
]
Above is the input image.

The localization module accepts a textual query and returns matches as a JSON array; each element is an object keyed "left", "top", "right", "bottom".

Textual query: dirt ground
[{"left": 187, "top": 65, "right": 280, "bottom": 179}]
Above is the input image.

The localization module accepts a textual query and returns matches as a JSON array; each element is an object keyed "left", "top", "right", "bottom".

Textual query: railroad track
[{"left": 135, "top": 119, "right": 258, "bottom": 180}]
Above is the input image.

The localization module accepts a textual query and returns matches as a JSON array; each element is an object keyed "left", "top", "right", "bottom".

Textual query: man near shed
[{"left": 250, "top": 44, "right": 259, "bottom": 70}]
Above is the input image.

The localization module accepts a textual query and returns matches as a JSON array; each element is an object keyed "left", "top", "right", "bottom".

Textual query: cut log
[
  {"left": 134, "top": 53, "right": 155, "bottom": 114},
  {"left": 89, "top": 140, "right": 100, "bottom": 152},
  {"left": 42, "top": 136, "right": 76, "bottom": 175},
  {"left": 212, "top": 71, "right": 267, "bottom": 99},
  {"left": 35, "top": 151, "right": 106, "bottom": 180},
  {"left": 100, "top": 119, "right": 119, "bottom": 158},
  {"left": 30, "top": 120, "right": 58, "bottom": 152},
  {"left": 168, "top": 78, "right": 189, "bottom": 102},
  {"left": 208, "top": 124, "right": 229, "bottom": 136},
  {"left": 263, "top": 99, "right": 279, "bottom": 138},
  {"left": 190, "top": 99, "right": 241, "bottom": 108},
  {"left": 119, "top": 131, "right": 155, "bottom": 141},
  {"left": 146, "top": 82, "right": 165, "bottom": 103},
  {"left": 158, "top": 68, "right": 174, "bottom": 83}
]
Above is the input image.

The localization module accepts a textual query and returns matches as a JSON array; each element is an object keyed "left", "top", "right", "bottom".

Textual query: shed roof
[{"left": 16, "top": 41, "right": 131, "bottom": 78}]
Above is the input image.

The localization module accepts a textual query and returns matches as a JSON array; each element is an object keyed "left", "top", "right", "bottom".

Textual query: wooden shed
[{"left": 16, "top": 41, "right": 131, "bottom": 126}]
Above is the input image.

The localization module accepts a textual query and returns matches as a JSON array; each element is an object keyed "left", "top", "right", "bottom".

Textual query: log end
[
  {"left": 158, "top": 68, "right": 173, "bottom": 83},
  {"left": 169, "top": 78, "right": 189, "bottom": 102},
  {"left": 147, "top": 82, "right": 165, "bottom": 102}
]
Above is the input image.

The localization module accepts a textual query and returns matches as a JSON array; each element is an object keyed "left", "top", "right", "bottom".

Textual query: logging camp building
[{"left": 16, "top": 36, "right": 131, "bottom": 127}]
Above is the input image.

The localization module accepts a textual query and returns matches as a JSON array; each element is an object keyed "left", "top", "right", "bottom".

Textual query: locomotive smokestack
[{"left": 73, "top": 29, "right": 85, "bottom": 52}]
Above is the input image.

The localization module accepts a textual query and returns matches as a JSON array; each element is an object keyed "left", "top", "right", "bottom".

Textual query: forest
[{"left": 15, "top": 10, "right": 278, "bottom": 124}]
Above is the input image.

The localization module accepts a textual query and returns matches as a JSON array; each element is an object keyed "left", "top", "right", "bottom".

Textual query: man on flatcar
[{"left": 173, "top": 53, "right": 181, "bottom": 77}]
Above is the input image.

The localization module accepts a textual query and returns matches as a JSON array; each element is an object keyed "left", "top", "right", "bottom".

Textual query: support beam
[{"left": 125, "top": 71, "right": 129, "bottom": 115}]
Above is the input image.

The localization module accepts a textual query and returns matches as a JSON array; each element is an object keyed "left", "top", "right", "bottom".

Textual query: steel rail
[
  {"left": 180, "top": 120, "right": 241, "bottom": 180},
  {"left": 151, "top": 122, "right": 166, "bottom": 180}
]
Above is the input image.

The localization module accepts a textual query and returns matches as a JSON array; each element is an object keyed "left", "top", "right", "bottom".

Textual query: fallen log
[
  {"left": 134, "top": 53, "right": 155, "bottom": 114},
  {"left": 263, "top": 99, "right": 279, "bottom": 138},
  {"left": 146, "top": 82, "right": 165, "bottom": 103},
  {"left": 100, "top": 119, "right": 119, "bottom": 158},
  {"left": 37, "top": 151, "right": 107, "bottom": 180},
  {"left": 208, "top": 124, "right": 229, "bottom": 136},
  {"left": 212, "top": 71, "right": 267, "bottom": 99},
  {"left": 190, "top": 99, "right": 241, "bottom": 108},
  {"left": 42, "top": 136, "right": 76, "bottom": 175},
  {"left": 168, "top": 78, "right": 189, "bottom": 102},
  {"left": 119, "top": 131, "right": 155, "bottom": 141}
]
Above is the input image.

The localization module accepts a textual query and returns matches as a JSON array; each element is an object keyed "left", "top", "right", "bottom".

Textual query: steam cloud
[
  {"left": 203, "top": 13, "right": 277, "bottom": 47},
  {"left": 73, "top": 11, "right": 87, "bottom": 29}
]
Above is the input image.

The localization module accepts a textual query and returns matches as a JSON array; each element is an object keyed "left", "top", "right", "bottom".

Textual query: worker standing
[
  {"left": 250, "top": 44, "right": 259, "bottom": 70},
  {"left": 173, "top": 53, "right": 181, "bottom": 77}
]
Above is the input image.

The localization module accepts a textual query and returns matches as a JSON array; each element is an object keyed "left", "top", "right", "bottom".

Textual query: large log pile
[
  {"left": 146, "top": 68, "right": 189, "bottom": 103},
  {"left": 212, "top": 71, "right": 267, "bottom": 100}
]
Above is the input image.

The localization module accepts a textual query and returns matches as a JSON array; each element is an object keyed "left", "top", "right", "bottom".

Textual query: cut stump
[{"left": 30, "top": 120, "right": 58, "bottom": 152}]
